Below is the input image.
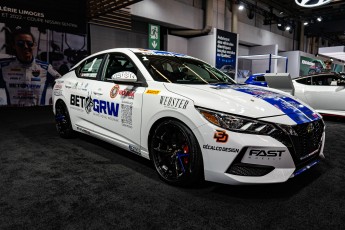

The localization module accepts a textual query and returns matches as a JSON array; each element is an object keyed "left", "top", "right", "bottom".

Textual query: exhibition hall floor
[{"left": 0, "top": 106, "right": 344, "bottom": 229}]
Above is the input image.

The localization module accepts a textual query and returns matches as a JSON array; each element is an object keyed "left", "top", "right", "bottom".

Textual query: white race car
[
  {"left": 53, "top": 48, "right": 325, "bottom": 186},
  {"left": 293, "top": 73, "right": 345, "bottom": 117}
]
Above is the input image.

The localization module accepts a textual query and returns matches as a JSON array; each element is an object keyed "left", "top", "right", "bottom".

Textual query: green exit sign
[{"left": 148, "top": 24, "right": 160, "bottom": 50}]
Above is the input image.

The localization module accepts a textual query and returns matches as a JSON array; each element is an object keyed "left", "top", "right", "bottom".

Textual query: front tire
[
  {"left": 55, "top": 100, "right": 75, "bottom": 138},
  {"left": 150, "top": 120, "right": 204, "bottom": 186}
]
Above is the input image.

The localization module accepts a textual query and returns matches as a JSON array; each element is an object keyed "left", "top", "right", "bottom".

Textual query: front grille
[
  {"left": 290, "top": 120, "right": 324, "bottom": 160},
  {"left": 225, "top": 119, "right": 324, "bottom": 177},
  {"left": 270, "top": 119, "right": 324, "bottom": 165}
]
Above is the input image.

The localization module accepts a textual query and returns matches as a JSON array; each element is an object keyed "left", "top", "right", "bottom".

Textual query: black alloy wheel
[
  {"left": 150, "top": 120, "right": 204, "bottom": 186},
  {"left": 55, "top": 100, "right": 75, "bottom": 138}
]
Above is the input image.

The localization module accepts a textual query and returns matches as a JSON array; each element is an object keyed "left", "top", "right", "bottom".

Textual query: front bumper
[{"left": 196, "top": 119, "right": 325, "bottom": 185}]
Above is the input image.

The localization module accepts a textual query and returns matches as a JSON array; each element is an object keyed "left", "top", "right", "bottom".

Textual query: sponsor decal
[
  {"left": 10, "top": 68, "right": 21, "bottom": 72},
  {"left": 53, "top": 90, "right": 62, "bottom": 96},
  {"left": 119, "top": 89, "right": 135, "bottom": 99},
  {"left": 110, "top": 85, "right": 135, "bottom": 99},
  {"left": 146, "top": 89, "right": 160, "bottom": 95},
  {"left": 85, "top": 94, "right": 94, "bottom": 114},
  {"left": 121, "top": 103, "right": 133, "bottom": 128},
  {"left": 152, "top": 50, "right": 186, "bottom": 57},
  {"left": 76, "top": 126, "right": 91, "bottom": 135},
  {"left": 9, "top": 83, "right": 40, "bottom": 89},
  {"left": 72, "top": 82, "right": 78, "bottom": 89},
  {"left": 203, "top": 144, "right": 239, "bottom": 153},
  {"left": 159, "top": 96, "right": 189, "bottom": 109},
  {"left": 9, "top": 77, "right": 20, "bottom": 80},
  {"left": 8, "top": 72, "right": 23, "bottom": 76},
  {"left": 32, "top": 69, "right": 40, "bottom": 77},
  {"left": 110, "top": 85, "right": 120, "bottom": 98},
  {"left": 31, "top": 77, "right": 41, "bottom": 81},
  {"left": 80, "top": 73, "right": 97, "bottom": 78},
  {"left": 295, "top": 0, "right": 332, "bottom": 8},
  {"left": 223, "top": 85, "right": 321, "bottom": 124},
  {"left": 129, "top": 145, "right": 141, "bottom": 155},
  {"left": 214, "top": 130, "right": 229, "bottom": 143},
  {"left": 93, "top": 99, "right": 119, "bottom": 116},
  {"left": 70, "top": 94, "right": 119, "bottom": 117},
  {"left": 249, "top": 149, "right": 285, "bottom": 158},
  {"left": 111, "top": 71, "right": 136, "bottom": 80}
]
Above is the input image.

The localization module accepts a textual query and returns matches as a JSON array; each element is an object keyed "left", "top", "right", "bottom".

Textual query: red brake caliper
[{"left": 183, "top": 144, "right": 189, "bottom": 164}]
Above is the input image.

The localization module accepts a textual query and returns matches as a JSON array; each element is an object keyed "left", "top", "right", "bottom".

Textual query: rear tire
[
  {"left": 150, "top": 120, "right": 204, "bottom": 186},
  {"left": 55, "top": 100, "right": 75, "bottom": 138}
]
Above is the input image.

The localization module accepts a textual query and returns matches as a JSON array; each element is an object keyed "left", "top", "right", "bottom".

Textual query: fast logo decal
[
  {"left": 159, "top": 96, "right": 189, "bottom": 109},
  {"left": 218, "top": 85, "right": 320, "bottom": 124},
  {"left": 247, "top": 149, "right": 286, "bottom": 161},
  {"left": 70, "top": 94, "right": 119, "bottom": 117},
  {"left": 249, "top": 149, "right": 285, "bottom": 157},
  {"left": 214, "top": 130, "right": 228, "bottom": 143}
]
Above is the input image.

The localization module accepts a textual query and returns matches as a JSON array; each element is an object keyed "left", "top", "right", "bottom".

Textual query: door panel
[{"left": 304, "top": 85, "right": 345, "bottom": 111}]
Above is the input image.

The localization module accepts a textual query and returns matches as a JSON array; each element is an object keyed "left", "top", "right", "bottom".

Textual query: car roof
[
  {"left": 293, "top": 72, "right": 339, "bottom": 80},
  {"left": 71, "top": 48, "right": 204, "bottom": 70}
]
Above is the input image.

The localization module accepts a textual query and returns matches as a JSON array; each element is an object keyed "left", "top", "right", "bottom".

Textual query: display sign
[
  {"left": 295, "top": 0, "right": 332, "bottom": 8},
  {"left": 215, "top": 29, "right": 238, "bottom": 80},
  {"left": 0, "top": 0, "right": 88, "bottom": 107},
  {"left": 148, "top": 24, "right": 160, "bottom": 50},
  {"left": 0, "top": 0, "right": 86, "bottom": 34},
  {"left": 300, "top": 56, "right": 343, "bottom": 76}
]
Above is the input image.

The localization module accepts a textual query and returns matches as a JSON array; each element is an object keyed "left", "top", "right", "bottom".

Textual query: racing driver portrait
[{"left": 0, "top": 27, "right": 61, "bottom": 106}]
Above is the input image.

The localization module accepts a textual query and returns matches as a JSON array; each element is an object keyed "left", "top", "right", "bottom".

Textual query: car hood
[{"left": 164, "top": 83, "right": 320, "bottom": 123}]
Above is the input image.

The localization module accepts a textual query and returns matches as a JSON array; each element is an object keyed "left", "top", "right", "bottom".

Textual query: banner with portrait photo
[{"left": 0, "top": 0, "right": 88, "bottom": 106}]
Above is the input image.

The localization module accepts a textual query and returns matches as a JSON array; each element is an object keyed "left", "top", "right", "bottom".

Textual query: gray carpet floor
[{"left": 0, "top": 106, "right": 344, "bottom": 229}]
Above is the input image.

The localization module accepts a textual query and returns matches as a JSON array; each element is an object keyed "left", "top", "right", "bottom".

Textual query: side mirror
[{"left": 111, "top": 71, "right": 137, "bottom": 82}]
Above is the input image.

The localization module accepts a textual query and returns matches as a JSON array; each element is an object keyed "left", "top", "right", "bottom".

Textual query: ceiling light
[
  {"left": 303, "top": 21, "right": 309, "bottom": 26},
  {"left": 285, "top": 25, "right": 291, "bottom": 31},
  {"left": 277, "top": 21, "right": 284, "bottom": 31},
  {"left": 317, "top": 17, "right": 322, "bottom": 22},
  {"left": 295, "top": 0, "right": 332, "bottom": 8},
  {"left": 238, "top": 5, "right": 244, "bottom": 10}
]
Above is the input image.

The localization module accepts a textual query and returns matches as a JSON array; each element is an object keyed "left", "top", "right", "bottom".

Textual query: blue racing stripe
[{"left": 212, "top": 84, "right": 321, "bottom": 124}]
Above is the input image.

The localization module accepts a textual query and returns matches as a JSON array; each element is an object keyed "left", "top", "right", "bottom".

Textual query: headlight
[{"left": 196, "top": 107, "right": 277, "bottom": 135}]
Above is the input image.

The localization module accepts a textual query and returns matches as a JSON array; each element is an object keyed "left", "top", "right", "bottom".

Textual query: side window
[
  {"left": 312, "top": 75, "right": 335, "bottom": 86},
  {"left": 78, "top": 54, "right": 105, "bottom": 79},
  {"left": 104, "top": 53, "right": 138, "bottom": 80},
  {"left": 296, "top": 77, "right": 311, "bottom": 85},
  {"left": 255, "top": 76, "right": 265, "bottom": 82}
]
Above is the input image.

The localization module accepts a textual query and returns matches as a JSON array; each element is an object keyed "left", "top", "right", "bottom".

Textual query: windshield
[{"left": 135, "top": 53, "right": 236, "bottom": 84}]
